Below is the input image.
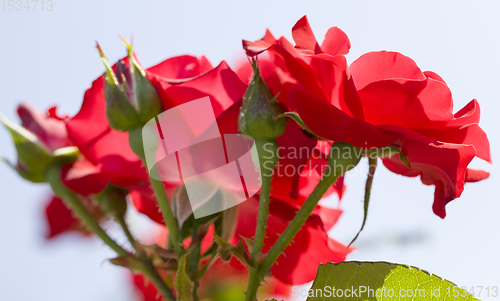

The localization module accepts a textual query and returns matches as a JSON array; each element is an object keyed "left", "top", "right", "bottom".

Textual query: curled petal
[{"left": 350, "top": 51, "right": 426, "bottom": 90}]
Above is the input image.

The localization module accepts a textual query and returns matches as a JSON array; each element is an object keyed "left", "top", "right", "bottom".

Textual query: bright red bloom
[
  {"left": 65, "top": 55, "right": 250, "bottom": 222},
  {"left": 243, "top": 16, "right": 491, "bottom": 218},
  {"left": 66, "top": 51, "right": 344, "bottom": 224}
]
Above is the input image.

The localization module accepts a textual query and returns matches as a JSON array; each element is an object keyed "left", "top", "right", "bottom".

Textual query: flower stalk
[
  {"left": 245, "top": 142, "right": 361, "bottom": 300},
  {"left": 45, "top": 164, "right": 129, "bottom": 256}
]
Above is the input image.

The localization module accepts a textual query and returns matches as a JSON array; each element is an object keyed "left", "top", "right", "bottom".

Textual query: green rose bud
[
  {"left": 0, "top": 111, "right": 79, "bottom": 183},
  {"left": 119, "top": 37, "right": 163, "bottom": 124},
  {"left": 238, "top": 58, "right": 286, "bottom": 140},
  {"left": 95, "top": 184, "right": 128, "bottom": 218},
  {"left": 96, "top": 39, "right": 162, "bottom": 132},
  {"left": 238, "top": 59, "right": 286, "bottom": 176}
]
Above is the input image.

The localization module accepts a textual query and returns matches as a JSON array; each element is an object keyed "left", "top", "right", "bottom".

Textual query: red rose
[
  {"left": 67, "top": 50, "right": 344, "bottom": 224},
  {"left": 66, "top": 54, "right": 246, "bottom": 221},
  {"left": 243, "top": 16, "right": 491, "bottom": 218}
]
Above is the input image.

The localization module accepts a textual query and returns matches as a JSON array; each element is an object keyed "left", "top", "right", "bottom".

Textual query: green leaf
[
  {"left": 349, "top": 158, "right": 377, "bottom": 246},
  {"left": 171, "top": 185, "right": 194, "bottom": 229},
  {"left": 213, "top": 233, "right": 253, "bottom": 268},
  {"left": 220, "top": 204, "right": 239, "bottom": 241},
  {"left": 109, "top": 254, "right": 143, "bottom": 273},
  {"left": 174, "top": 254, "right": 193, "bottom": 301},
  {"left": 277, "top": 112, "right": 329, "bottom": 140},
  {"left": 307, "top": 261, "right": 478, "bottom": 300}
]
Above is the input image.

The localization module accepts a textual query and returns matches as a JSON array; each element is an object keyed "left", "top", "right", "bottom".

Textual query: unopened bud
[
  {"left": 97, "top": 43, "right": 141, "bottom": 132},
  {"left": 238, "top": 58, "right": 286, "bottom": 140},
  {"left": 120, "top": 37, "right": 163, "bottom": 123},
  {"left": 0, "top": 111, "right": 79, "bottom": 182},
  {"left": 96, "top": 39, "right": 162, "bottom": 132},
  {"left": 95, "top": 184, "right": 128, "bottom": 218}
]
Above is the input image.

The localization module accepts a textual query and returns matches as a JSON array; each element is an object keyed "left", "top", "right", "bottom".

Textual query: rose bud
[
  {"left": 238, "top": 59, "right": 286, "bottom": 175},
  {"left": 95, "top": 184, "right": 128, "bottom": 218},
  {"left": 238, "top": 58, "right": 286, "bottom": 141},
  {"left": 96, "top": 39, "right": 162, "bottom": 132},
  {"left": 0, "top": 105, "right": 79, "bottom": 183}
]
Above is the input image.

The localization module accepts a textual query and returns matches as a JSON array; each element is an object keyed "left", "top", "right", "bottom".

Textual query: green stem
[
  {"left": 116, "top": 215, "right": 140, "bottom": 254},
  {"left": 244, "top": 139, "right": 278, "bottom": 301},
  {"left": 260, "top": 174, "right": 337, "bottom": 266},
  {"left": 47, "top": 164, "right": 176, "bottom": 301},
  {"left": 349, "top": 157, "right": 377, "bottom": 246},
  {"left": 128, "top": 127, "right": 181, "bottom": 256},
  {"left": 46, "top": 165, "right": 128, "bottom": 256},
  {"left": 149, "top": 175, "right": 181, "bottom": 255},
  {"left": 189, "top": 243, "right": 201, "bottom": 301},
  {"left": 251, "top": 172, "right": 272, "bottom": 258},
  {"left": 245, "top": 171, "right": 339, "bottom": 300},
  {"left": 245, "top": 142, "right": 360, "bottom": 300},
  {"left": 117, "top": 215, "right": 176, "bottom": 301},
  {"left": 140, "top": 257, "right": 176, "bottom": 301},
  {"left": 198, "top": 251, "right": 218, "bottom": 278},
  {"left": 118, "top": 213, "right": 178, "bottom": 301},
  {"left": 251, "top": 139, "right": 278, "bottom": 258}
]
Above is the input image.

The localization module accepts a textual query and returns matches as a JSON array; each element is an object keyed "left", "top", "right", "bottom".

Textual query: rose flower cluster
[{"left": 1, "top": 16, "right": 490, "bottom": 301}]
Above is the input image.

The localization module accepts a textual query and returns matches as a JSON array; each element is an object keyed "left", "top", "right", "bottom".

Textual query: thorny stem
[{"left": 46, "top": 164, "right": 128, "bottom": 256}]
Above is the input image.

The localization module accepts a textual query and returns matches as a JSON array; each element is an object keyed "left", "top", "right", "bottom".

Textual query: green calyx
[
  {"left": 95, "top": 184, "right": 128, "bottom": 218},
  {"left": 238, "top": 58, "right": 286, "bottom": 140},
  {"left": 120, "top": 37, "right": 163, "bottom": 124},
  {"left": 326, "top": 142, "right": 362, "bottom": 177},
  {"left": 97, "top": 39, "right": 162, "bottom": 132},
  {"left": 0, "top": 112, "right": 80, "bottom": 183}
]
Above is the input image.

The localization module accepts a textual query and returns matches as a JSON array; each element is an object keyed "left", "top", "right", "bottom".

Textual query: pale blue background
[{"left": 0, "top": 1, "right": 498, "bottom": 300}]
